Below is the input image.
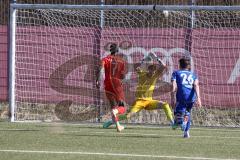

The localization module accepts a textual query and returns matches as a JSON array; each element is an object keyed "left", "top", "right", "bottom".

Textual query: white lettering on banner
[
  {"left": 227, "top": 57, "right": 240, "bottom": 84},
  {"left": 102, "top": 47, "right": 193, "bottom": 82}
]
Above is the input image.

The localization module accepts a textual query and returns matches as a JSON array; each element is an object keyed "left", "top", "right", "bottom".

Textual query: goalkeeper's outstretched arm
[
  {"left": 149, "top": 52, "right": 165, "bottom": 65},
  {"left": 148, "top": 52, "right": 167, "bottom": 75}
]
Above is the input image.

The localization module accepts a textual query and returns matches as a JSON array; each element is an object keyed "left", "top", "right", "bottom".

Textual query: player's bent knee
[
  {"left": 113, "top": 106, "right": 126, "bottom": 114},
  {"left": 184, "top": 111, "right": 190, "bottom": 117},
  {"left": 175, "top": 111, "right": 190, "bottom": 124},
  {"left": 174, "top": 112, "right": 184, "bottom": 125},
  {"left": 117, "top": 106, "right": 125, "bottom": 114},
  {"left": 184, "top": 111, "right": 190, "bottom": 122}
]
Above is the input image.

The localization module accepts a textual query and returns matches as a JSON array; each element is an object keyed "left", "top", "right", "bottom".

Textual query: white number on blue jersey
[{"left": 180, "top": 73, "right": 194, "bottom": 88}]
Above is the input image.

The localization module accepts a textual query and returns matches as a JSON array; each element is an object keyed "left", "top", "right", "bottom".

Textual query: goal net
[{"left": 10, "top": 4, "right": 240, "bottom": 127}]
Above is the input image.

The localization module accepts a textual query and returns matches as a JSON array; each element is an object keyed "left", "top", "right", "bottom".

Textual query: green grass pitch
[{"left": 0, "top": 122, "right": 239, "bottom": 160}]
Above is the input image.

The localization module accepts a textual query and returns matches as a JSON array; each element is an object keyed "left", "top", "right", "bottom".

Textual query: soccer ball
[{"left": 163, "top": 10, "right": 169, "bottom": 18}]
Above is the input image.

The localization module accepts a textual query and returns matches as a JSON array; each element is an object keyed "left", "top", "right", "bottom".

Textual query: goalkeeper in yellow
[{"left": 103, "top": 53, "right": 174, "bottom": 128}]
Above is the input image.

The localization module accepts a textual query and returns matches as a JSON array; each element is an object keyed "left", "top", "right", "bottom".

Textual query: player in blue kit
[{"left": 171, "top": 57, "right": 202, "bottom": 138}]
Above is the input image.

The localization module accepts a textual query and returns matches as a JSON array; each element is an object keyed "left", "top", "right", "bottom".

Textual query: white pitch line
[
  {"left": 0, "top": 149, "right": 238, "bottom": 160},
  {"left": 0, "top": 129, "right": 38, "bottom": 131}
]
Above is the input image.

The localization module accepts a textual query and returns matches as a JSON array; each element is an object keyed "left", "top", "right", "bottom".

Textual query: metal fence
[{"left": 1, "top": 0, "right": 240, "bottom": 25}]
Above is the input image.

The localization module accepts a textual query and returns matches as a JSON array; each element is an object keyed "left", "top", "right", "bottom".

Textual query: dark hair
[
  {"left": 179, "top": 58, "right": 191, "bottom": 69},
  {"left": 110, "top": 43, "right": 118, "bottom": 54}
]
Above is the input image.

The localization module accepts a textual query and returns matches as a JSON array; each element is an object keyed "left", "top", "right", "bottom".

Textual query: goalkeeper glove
[
  {"left": 149, "top": 52, "right": 158, "bottom": 59},
  {"left": 141, "top": 55, "right": 152, "bottom": 64}
]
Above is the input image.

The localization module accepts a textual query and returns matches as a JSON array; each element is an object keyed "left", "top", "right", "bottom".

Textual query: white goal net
[{"left": 10, "top": 5, "right": 240, "bottom": 127}]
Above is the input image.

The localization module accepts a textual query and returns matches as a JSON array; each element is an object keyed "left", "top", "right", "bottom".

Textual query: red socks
[
  {"left": 112, "top": 106, "right": 126, "bottom": 122},
  {"left": 116, "top": 106, "right": 125, "bottom": 114}
]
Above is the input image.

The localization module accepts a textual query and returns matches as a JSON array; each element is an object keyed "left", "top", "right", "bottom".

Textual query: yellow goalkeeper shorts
[{"left": 130, "top": 99, "right": 159, "bottom": 113}]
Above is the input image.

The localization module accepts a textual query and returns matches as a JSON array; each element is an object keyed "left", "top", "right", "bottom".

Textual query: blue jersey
[{"left": 171, "top": 70, "right": 198, "bottom": 103}]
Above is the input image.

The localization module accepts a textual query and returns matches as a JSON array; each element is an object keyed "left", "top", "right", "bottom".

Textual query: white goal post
[{"left": 9, "top": 3, "right": 240, "bottom": 127}]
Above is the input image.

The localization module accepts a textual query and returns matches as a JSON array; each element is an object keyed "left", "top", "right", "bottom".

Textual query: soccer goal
[{"left": 9, "top": 3, "right": 240, "bottom": 127}]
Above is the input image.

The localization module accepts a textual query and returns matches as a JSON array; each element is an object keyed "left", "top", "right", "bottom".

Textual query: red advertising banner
[
  {"left": 1, "top": 26, "right": 240, "bottom": 107},
  {"left": 0, "top": 25, "right": 8, "bottom": 101}
]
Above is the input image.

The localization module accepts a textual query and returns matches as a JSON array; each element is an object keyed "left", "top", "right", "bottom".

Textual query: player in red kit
[{"left": 96, "top": 43, "right": 126, "bottom": 132}]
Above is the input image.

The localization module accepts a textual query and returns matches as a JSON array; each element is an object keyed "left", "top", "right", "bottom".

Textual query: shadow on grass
[
  {"left": 37, "top": 124, "right": 103, "bottom": 130},
  {"left": 59, "top": 132, "right": 172, "bottom": 139}
]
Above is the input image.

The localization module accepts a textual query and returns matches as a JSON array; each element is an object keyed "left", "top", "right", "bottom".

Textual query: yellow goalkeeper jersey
[{"left": 135, "top": 69, "right": 161, "bottom": 100}]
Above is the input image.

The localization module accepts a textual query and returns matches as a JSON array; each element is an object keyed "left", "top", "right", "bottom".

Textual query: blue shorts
[{"left": 174, "top": 102, "right": 194, "bottom": 115}]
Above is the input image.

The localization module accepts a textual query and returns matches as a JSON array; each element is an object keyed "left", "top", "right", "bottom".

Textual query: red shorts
[{"left": 104, "top": 79, "right": 125, "bottom": 102}]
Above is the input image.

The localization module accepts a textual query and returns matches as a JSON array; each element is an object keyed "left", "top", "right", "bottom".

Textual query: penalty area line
[{"left": 0, "top": 149, "right": 238, "bottom": 160}]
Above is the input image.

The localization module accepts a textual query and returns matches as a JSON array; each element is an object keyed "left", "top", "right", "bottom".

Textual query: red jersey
[
  {"left": 101, "top": 55, "right": 126, "bottom": 102},
  {"left": 102, "top": 55, "right": 126, "bottom": 84}
]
